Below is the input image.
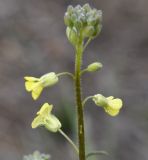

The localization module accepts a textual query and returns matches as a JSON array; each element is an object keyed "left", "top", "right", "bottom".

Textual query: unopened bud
[
  {"left": 83, "top": 26, "right": 95, "bottom": 38},
  {"left": 87, "top": 62, "right": 103, "bottom": 72},
  {"left": 67, "top": 5, "right": 73, "bottom": 14},
  {"left": 64, "top": 4, "right": 102, "bottom": 41},
  {"left": 66, "top": 27, "right": 78, "bottom": 46},
  {"left": 83, "top": 3, "right": 91, "bottom": 12}
]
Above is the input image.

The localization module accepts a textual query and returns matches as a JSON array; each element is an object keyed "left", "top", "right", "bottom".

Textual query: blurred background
[{"left": 0, "top": 0, "right": 148, "bottom": 160}]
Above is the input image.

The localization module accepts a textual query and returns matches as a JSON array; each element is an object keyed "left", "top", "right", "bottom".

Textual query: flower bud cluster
[{"left": 64, "top": 4, "right": 102, "bottom": 45}]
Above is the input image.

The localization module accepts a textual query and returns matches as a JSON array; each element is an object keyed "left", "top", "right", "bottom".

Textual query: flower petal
[
  {"left": 106, "top": 96, "right": 114, "bottom": 101},
  {"left": 108, "top": 98, "right": 123, "bottom": 110},
  {"left": 32, "top": 84, "right": 43, "bottom": 100},
  {"left": 104, "top": 107, "right": 120, "bottom": 116},
  {"left": 37, "top": 103, "right": 53, "bottom": 116},
  {"left": 24, "top": 76, "right": 39, "bottom": 81},
  {"left": 25, "top": 81, "right": 36, "bottom": 91},
  {"left": 31, "top": 115, "right": 44, "bottom": 128}
]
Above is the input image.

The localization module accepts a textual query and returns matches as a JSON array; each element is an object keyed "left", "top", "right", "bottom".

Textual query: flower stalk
[
  {"left": 57, "top": 72, "right": 74, "bottom": 79},
  {"left": 24, "top": 3, "right": 124, "bottom": 160},
  {"left": 75, "top": 39, "right": 86, "bottom": 160}
]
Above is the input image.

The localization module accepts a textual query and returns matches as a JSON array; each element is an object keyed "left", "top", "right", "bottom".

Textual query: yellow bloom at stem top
[
  {"left": 32, "top": 103, "right": 61, "bottom": 132},
  {"left": 92, "top": 94, "right": 123, "bottom": 116},
  {"left": 24, "top": 72, "right": 58, "bottom": 100}
]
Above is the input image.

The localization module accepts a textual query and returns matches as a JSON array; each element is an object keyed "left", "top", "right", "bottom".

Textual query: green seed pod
[{"left": 87, "top": 62, "right": 103, "bottom": 72}]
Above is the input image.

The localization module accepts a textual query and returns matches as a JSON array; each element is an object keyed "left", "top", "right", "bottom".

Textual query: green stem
[
  {"left": 82, "top": 96, "right": 93, "bottom": 107},
  {"left": 57, "top": 72, "right": 74, "bottom": 79},
  {"left": 59, "top": 129, "right": 79, "bottom": 154},
  {"left": 75, "top": 40, "right": 86, "bottom": 160},
  {"left": 80, "top": 69, "right": 88, "bottom": 76},
  {"left": 84, "top": 38, "right": 92, "bottom": 51}
]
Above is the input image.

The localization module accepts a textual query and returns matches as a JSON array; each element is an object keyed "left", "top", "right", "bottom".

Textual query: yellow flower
[
  {"left": 24, "top": 72, "right": 58, "bottom": 100},
  {"left": 32, "top": 103, "right": 61, "bottom": 132},
  {"left": 105, "top": 96, "right": 123, "bottom": 116},
  {"left": 93, "top": 94, "right": 123, "bottom": 116}
]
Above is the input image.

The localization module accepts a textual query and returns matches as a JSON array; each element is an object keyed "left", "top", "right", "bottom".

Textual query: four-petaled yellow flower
[
  {"left": 93, "top": 94, "right": 123, "bottom": 116},
  {"left": 24, "top": 72, "right": 58, "bottom": 100},
  {"left": 32, "top": 103, "right": 61, "bottom": 132}
]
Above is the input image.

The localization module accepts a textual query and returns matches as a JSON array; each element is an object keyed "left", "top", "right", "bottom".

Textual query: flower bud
[
  {"left": 87, "top": 17, "right": 97, "bottom": 26},
  {"left": 83, "top": 3, "right": 91, "bottom": 12},
  {"left": 74, "top": 19, "right": 83, "bottom": 29},
  {"left": 66, "top": 27, "right": 78, "bottom": 46},
  {"left": 64, "top": 13, "right": 72, "bottom": 27},
  {"left": 87, "top": 62, "right": 103, "bottom": 72},
  {"left": 93, "top": 24, "right": 102, "bottom": 37},
  {"left": 83, "top": 26, "right": 95, "bottom": 38},
  {"left": 96, "top": 10, "right": 102, "bottom": 23},
  {"left": 67, "top": 5, "right": 74, "bottom": 14}
]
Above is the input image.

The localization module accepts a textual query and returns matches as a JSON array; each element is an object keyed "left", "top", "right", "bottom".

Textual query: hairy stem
[{"left": 75, "top": 40, "right": 86, "bottom": 160}]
